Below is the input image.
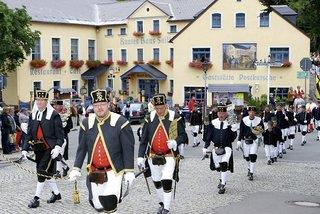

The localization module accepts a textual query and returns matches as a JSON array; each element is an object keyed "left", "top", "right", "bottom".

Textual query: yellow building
[{"left": 3, "top": 0, "right": 310, "bottom": 108}]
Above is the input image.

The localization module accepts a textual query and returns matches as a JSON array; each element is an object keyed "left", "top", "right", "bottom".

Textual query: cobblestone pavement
[{"left": 1, "top": 125, "right": 320, "bottom": 213}]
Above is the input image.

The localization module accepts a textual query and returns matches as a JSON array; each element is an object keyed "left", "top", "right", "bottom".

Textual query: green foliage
[
  {"left": 259, "top": 0, "right": 320, "bottom": 51},
  {"left": 0, "top": 2, "right": 40, "bottom": 75},
  {"left": 247, "top": 94, "right": 268, "bottom": 116}
]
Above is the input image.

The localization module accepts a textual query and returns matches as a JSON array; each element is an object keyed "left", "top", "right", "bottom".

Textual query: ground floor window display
[
  {"left": 138, "top": 79, "right": 159, "bottom": 101},
  {"left": 184, "top": 87, "right": 205, "bottom": 106}
]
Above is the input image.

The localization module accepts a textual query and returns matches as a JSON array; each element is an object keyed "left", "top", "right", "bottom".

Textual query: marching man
[
  {"left": 312, "top": 100, "right": 320, "bottom": 141},
  {"left": 203, "top": 104, "right": 237, "bottom": 194},
  {"left": 295, "top": 105, "right": 312, "bottom": 146},
  {"left": 189, "top": 104, "right": 202, "bottom": 147},
  {"left": 21, "top": 90, "right": 65, "bottom": 208},
  {"left": 237, "top": 106, "right": 264, "bottom": 181},
  {"left": 286, "top": 105, "right": 297, "bottom": 149},
  {"left": 138, "top": 93, "right": 187, "bottom": 214},
  {"left": 69, "top": 89, "right": 135, "bottom": 213}
]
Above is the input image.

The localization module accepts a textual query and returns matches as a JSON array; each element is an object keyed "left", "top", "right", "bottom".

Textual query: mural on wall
[{"left": 223, "top": 43, "right": 257, "bottom": 70}]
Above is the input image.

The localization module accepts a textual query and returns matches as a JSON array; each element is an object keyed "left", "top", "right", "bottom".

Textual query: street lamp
[
  {"left": 255, "top": 55, "right": 272, "bottom": 105},
  {"left": 202, "top": 58, "right": 209, "bottom": 118}
]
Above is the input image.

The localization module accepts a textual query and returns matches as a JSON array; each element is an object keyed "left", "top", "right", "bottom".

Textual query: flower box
[
  {"left": 189, "top": 60, "right": 213, "bottom": 70},
  {"left": 104, "top": 60, "right": 114, "bottom": 66},
  {"left": 133, "top": 60, "right": 145, "bottom": 65},
  {"left": 117, "top": 60, "right": 128, "bottom": 66},
  {"left": 51, "top": 60, "right": 66, "bottom": 69},
  {"left": 30, "top": 59, "right": 47, "bottom": 69},
  {"left": 86, "top": 60, "right": 101, "bottom": 69},
  {"left": 166, "top": 60, "right": 173, "bottom": 67},
  {"left": 133, "top": 31, "right": 144, "bottom": 37},
  {"left": 149, "top": 31, "right": 161, "bottom": 36},
  {"left": 281, "top": 61, "right": 292, "bottom": 68},
  {"left": 69, "top": 60, "right": 84, "bottom": 69},
  {"left": 148, "top": 59, "right": 161, "bottom": 65}
]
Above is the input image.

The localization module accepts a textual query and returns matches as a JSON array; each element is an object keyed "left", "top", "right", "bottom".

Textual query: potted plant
[
  {"left": 51, "top": 60, "right": 66, "bottom": 69},
  {"left": 189, "top": 60, "right": 213, "bottom": 70},
  {"left": 148, "top": 59, "right": 161, "bottom": 65},
  {"left": 166, "top": 60, "right": 173, "bottom": 67},
  {"left": 70, "top": 60, "right": 84, "bottom": 69},
  {"left": 117, "top": 60, "right": 128, "bottom": 66},
  {"left": 281, "top": 60, "right": 292, "bottom": 68},
  {"left": 30, "top": 59, "right": 47, "bottom": 69},
  {"left": 104, "top": 60, "right": 114, "bottom": 66},
  {"left": 86, "top": 60, "right": 101, "bottom": 69},
  {"left": 133, "top": 60, "right": 145, "bottom": 65},
  {"left": 149, "top": 30, "right": 161, "bottom": 36},
  {"left": 133, "top": 31, "right": 144, "bottom": 37}
]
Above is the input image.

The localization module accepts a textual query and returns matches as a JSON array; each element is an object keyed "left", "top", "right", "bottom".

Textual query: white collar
[
  {"left": 211, "top": 118, "right": 229, "bottom": 129},
  {"left": 32, "top": 102, "right": 54, "bottom": 120},
  {"left": 243, "top": 116, "right": 261, "bottom": 127}
]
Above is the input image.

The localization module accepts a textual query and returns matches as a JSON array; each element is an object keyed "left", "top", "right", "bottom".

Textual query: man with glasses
[{"left": 69, "top": 89, "right": 135, "bottom": 213}]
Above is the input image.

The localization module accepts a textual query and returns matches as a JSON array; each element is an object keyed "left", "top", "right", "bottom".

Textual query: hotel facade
[{"left": 3, "top": 0, "right": 310, "bottom": 107}]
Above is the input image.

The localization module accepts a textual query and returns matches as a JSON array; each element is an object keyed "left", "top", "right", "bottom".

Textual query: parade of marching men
[{"left": 1, "top": 0, "right": 320, "bottom": 213}]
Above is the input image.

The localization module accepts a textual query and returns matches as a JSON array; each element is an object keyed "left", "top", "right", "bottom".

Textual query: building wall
[
  {"left": 172, "top": 0, "right": 310, "bottom": 105},
  {"left": 5, "top": 22, "right": 97, "bottom": 104}
]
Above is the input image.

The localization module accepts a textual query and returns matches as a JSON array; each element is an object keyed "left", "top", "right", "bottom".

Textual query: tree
[
  {"left": 259, "top": 0, "right": 320, "bottom": 52},
  {"left": 0, "top": 2, "right": 40, "bottom": 75}
]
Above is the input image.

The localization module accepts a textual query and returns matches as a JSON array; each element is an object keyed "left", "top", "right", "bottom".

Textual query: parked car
[{"left": 128, "top": 102, "right": 147, "bottom": 124}]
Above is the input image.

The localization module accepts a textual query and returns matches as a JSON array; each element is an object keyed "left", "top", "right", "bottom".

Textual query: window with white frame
[
  {"left": 270, "top": 87, "right": 289, "bottom": 99},
  {"left": 270, "top": 47, "right": 289, "bottom": 63},
  {"left": 107, "top": 78, "right": 113, "bottom": 89},
  {"left": 211, "top": 13, "right": 221, "bottom": 28},
  {"left": 121, "top": 49, "right": 127, "bottom": 62},
  {"left": 153, "top": 48, "right": 160, "bottom": 61},
  {"left": 88, "top": 40, "right": 95, "bottom": 60},
  {"left": 53, "top": 80, "right": 60, "bottom": 93},
  {"left": 236, "top": 13, "right": 245, "bottom": 28},
  {"left": 260, "top": 12, "right": 269, "bottom": 27},
  {"left": 107, "top": 49, "right": 113, "bottom": 61},
  {"left": 153, "top": 20, "right": 160, "bottom": 32},
  {"left": 192, "top": 48, "right": 210, "bottom": 61},
  {"left": 169, "top": 25, "right": 177, "bottom": 33},
  {"left": 71, "top": 39, "right": 79, "bottom": 60},
  {"left": 32, "top": 38, "right": 41, "bottom": 60},
  {"left": 33, "top": 81, "right": 41, "bottom": 92},
  {"left": 137, "top": 48, "right": 143, "bottom": 61},
  {"left": 137, "top": 21, "right": 143, "bottom": 33},
  {"left": 106, "top": 28, "right": 113, "bottom": 36},
  {"left": 120, "top": 27, "right": 126, "bottom": 35},
  {"left": 52, "top": 38, "right": 60, "bottom": 60},
  {"left": 72, "top": 80, "right": 79, "bottom": 94}
]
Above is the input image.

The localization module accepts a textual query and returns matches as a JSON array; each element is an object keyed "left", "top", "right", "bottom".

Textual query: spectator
[
  {"left": 121, "top": 103, "right": 132, "bottom": 120},
  {"left": 19, "top": 108, "right": 30, "bottom": 151},
  {"left": 288, "top": 87, "right": 295, "bottom": 106},
  {"left": 1, "top": 106, "right": 13, "bottom": 154}
]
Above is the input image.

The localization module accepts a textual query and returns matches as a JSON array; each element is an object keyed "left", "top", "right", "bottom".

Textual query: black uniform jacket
[
  {"left": 24, "top": 109, "right": 64, "bottom": 150},
  {"left": 238, "top": 116, "right": 264, "bottom": 141},
  {"left": 205, "top": 118, "right": 237, "bottom": 149},
  {"left": 74, "top": 112, "right": 134, "bottom": 175},
  {"left": 138, "top": 110, "right": 187, "bottom": 158}
]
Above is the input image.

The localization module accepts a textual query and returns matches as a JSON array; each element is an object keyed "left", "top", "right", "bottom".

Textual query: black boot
[
  {"left": 274, "top": 157, "right": 277, "bottom": 162},
  {"left": 157, "top": 202, "right": 164, "bottom": 214},
  {"left": 53, "top": 171, "right": 62, "bottom": 178},
  {"left": 282, "top": 149, "right": 286, "bottom": 154},
  {"left": 267, "top": 160, "right": 271, "bottom": 165},
  {"left": 28, "top": 197, "right": 40, "bottom": 208},
  {"left": 162, "top": 209, "right": 170, "bottom": 214},
  {"left": 271, "top": 158, "right": 274, "bottom": 163},
  {"left": 47, "top": 192, "right": 61, "bottom": 203},
  {"left": 218, "top": 184, "right": 226, "bottom": 194},
  {"left": 247, "top": 169, "right": 250, "bottom": 177},
  {"left": 279, "top": 153, "right": 283, "bottom": 158},
  {"left": 248, "top": 173, "right": 253, "bottom": 181},
  {"left": 63, "top": 166, "right": 70, "bottom": 177}
]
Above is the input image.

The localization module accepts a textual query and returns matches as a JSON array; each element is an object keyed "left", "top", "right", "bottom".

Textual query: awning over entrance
[
  {"left": 120, "top": 64, "right": 167, "bottom": 80},
  {"left": 81, "top": 64, "right": 109, "bottom": 80},
  {"left": 208, "top": 84, "right": 250, "bottom": 93}
]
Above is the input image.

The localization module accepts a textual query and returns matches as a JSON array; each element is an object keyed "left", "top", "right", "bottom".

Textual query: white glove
[
  {"left": 285, "top": 116, "right": 288, "bottom": 121},
  {"left": 202, "top": 148, "right": 208, "bottom": 156},
  {"left": 68, "top": 169, "right": 81, "bottom": 182},
  {"left": 51, "top": 145, "right": 62, "bottom": 159},
  {"left": 167, "top": 140, "right": 177, "bottom": 151},
  {"left": 236, "top": 141, "right": 242, "bottom": 151},
  {"left": 137, "top": 157, "right": 145, "bottom": 170},
  {"left": 304, "top": 120, "right": 307, "bottom": 123},
  {"left": 294, "top": 118, "right": 297, "bottom": 122},
  {"left": 231, "top": 124, "right": 238, "bottom": 132},
  {"left": 21, "top": 150, "right": 27, "bottom": 159},
  {"left": 124, "top": 172, "right": 135, "bottom": 188}
]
